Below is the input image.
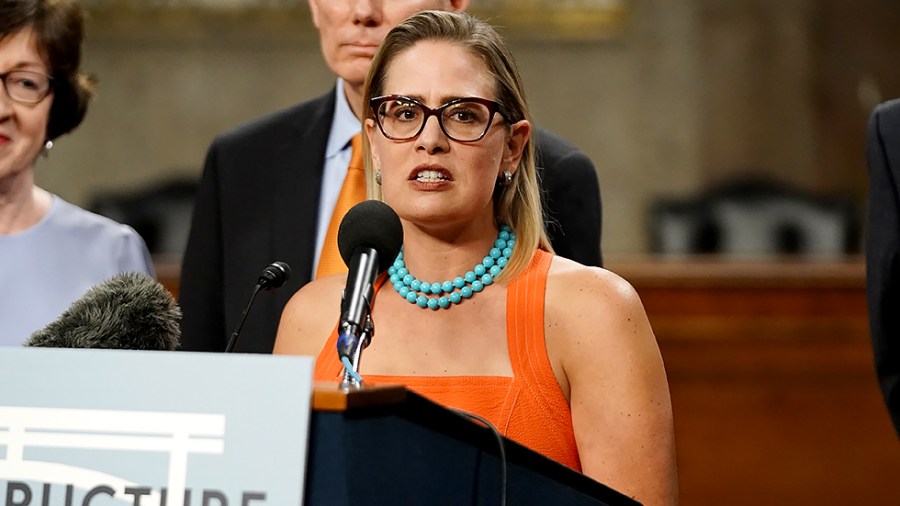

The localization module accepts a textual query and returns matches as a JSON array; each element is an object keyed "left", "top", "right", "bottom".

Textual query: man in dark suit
[
  {"left": 866, "top": 97, "right": 900, "bottom": 436},
  {"left": 179, "top": 0, "right": 602, "bottom": 353}
]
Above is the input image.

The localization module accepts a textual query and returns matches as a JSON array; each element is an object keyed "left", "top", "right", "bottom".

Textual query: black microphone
[
  {"left": 335, "top": 201, "right": 403, "bottom": 384},
  {"left": 258, "top": 261, "right": 291, "bottom": 291},
  {"left": 25, "top": 272, "right": 181, "bottom": 350},
  {"left": 225, "top": 261, "right": 291, "bottom": 353}
]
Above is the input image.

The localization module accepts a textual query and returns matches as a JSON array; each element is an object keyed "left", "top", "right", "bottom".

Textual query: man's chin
[{"left": 336, "top": 63, "right": 373, "bottom": 90}]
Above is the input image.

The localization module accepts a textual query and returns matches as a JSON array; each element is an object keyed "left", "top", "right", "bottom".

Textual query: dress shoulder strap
[{"left": 505, "top": 250, "right": 571, "bottom": 426}]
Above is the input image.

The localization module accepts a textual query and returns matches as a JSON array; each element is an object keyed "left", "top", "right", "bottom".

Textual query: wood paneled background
[{"left": 37, "top": 0, "right": 900, "bottom": 254}]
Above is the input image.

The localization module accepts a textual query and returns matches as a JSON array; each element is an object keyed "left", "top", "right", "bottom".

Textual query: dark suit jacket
[
  {"left": 179, "top": 89, "right": 602, "bottom": 353},
  {"left": 866, "top": 97, "right": 900, "bottom": 436}
]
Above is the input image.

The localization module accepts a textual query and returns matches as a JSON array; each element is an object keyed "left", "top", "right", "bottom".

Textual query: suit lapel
[{"left": 271, "top": 90, "right": 337, "bottom": 308}]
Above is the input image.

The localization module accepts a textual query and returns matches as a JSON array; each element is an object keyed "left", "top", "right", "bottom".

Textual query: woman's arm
[{"left": 546, "top": 258, "right": 678, "bottom": 505}]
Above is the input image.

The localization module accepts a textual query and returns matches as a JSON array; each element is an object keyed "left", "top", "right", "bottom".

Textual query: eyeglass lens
[
  {"left": 1, "top": 71, "right": 52, "bottom": 104},
  {"left": 376, "top": 98, "right": 494, "bottom": 142}
]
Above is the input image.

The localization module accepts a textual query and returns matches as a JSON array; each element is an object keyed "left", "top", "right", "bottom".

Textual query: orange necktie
[{"left": 316, "top": 133, "right": 366, "bottom": 278}]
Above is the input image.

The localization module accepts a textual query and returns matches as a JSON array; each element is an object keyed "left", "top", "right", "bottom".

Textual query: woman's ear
[
  {"left": 365, "top": 119, "right": 382, "bottom": 168},
  {"left": 503, "top": 120, "right": 531, "bottom": 174},
  {"left": 364, "top": 119, "right": 384, "bottom": 199}
]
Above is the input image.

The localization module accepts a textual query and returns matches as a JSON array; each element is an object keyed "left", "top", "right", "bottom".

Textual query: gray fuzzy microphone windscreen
[{"left": 25, "top": 272, "right": 181, "bottom": 351}]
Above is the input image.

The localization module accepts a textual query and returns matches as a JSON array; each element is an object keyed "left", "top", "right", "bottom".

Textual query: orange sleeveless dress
[{"left": 314, "top": 250, "right": 581, "bottom": 471}]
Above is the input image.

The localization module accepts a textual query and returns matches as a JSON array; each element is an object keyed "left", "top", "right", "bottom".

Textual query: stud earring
[
  {"left": 41, "top": 140, "right": 53, "bottom": 158},
  {"left": 502, "top": 170, "right": 513, "bottom": 185},
  {"left": 375, "top": 169, "right": 382, "bottom": 186}
]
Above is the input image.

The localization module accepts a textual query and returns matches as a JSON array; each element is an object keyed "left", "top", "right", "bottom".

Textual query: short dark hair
[{"left": 1, "top": 0, "right": 96, "bottom": 140}]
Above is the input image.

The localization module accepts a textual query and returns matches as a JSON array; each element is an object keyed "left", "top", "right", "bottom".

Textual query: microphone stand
[
  {"left": 338, "top": 317, "right": 374, "bottom": 388},
  {"left": 224, "top": 262, "right": 291, "bottom": 353},
  {"left": 337, "top": 247, "right": 380, "bottom": 388},
  {"left": 225, "top": 285, "right": 261, "bottom": 353}
]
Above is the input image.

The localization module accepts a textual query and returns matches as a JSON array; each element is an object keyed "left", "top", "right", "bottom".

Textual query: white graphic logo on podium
[{"left": 0, "top": 406, "right": 228, "bottom": 506}]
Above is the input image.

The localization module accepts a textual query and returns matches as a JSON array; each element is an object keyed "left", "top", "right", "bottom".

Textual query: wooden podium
[{"left": 307, "top": 383, "right": 638, "bottom": 505}]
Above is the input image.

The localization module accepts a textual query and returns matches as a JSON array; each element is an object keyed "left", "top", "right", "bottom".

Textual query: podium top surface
[{"left": 312, "top": 382, "right": 407, "bottom": 411}]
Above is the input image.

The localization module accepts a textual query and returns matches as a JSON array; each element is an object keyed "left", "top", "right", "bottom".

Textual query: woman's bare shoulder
[
  {"left": 546, "top": 256, "right": 645, "bottom": 322},
  {"left": 273, "top": 274, "right": 345, "bottom": 356},
  {"left": 544, "top": 255, "right": 656, "bottom": 364}
]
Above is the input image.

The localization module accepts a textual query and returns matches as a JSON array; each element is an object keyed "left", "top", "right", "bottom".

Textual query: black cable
[{"left": 455, "top": 409, "right": 507, "bottom": 506}]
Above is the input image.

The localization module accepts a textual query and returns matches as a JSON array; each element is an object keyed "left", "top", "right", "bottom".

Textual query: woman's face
[
  {"left": 365, "top": 40, "right": 529, "bottom": 229},
  {"left": 0, "top": 28, "right": 53, "bottom": 183}
]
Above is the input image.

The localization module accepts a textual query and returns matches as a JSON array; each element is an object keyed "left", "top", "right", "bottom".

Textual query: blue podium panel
[{"left": 0, "top": 348, "right": 313, "bottom": 506}]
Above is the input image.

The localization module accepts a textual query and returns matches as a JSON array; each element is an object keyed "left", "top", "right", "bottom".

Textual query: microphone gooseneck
[
  {"left": 225, "top": 261, "right": 292, "bottom": 353},
  {"left": 335, "top": 200, "right": 403, "bottom": 387}
]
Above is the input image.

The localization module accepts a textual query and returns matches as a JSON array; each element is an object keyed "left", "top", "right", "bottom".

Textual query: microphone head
[
  {"left": 25, "top": 272, "right": 182, "bottom": 351},
  {"left": 258, "top": 261, "right": 291, "bottom": 290},
  {"left": 337, "top": 200, "right": 403, "bottom": 273}
]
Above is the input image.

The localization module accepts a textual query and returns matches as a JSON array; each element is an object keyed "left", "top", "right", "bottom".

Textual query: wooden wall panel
[{"left": 610, "top": 257, "right": 900, "bottom": 505}]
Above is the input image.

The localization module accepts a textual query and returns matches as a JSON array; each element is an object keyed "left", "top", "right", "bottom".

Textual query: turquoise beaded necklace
[{"left": 388, "top": 225, "right": 516, "bottom": 310}]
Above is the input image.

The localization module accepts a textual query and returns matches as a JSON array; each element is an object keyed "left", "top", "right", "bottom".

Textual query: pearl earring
[{"left": 41, "top": 140, "right": 53, "bottom": 158}]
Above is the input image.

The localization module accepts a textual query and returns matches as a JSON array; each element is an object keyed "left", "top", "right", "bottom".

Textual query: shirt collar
[{"left": 325, "top": 78, "right": 363, "bottom": 158}]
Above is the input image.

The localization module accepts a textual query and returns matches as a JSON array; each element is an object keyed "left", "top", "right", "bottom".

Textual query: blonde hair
[{"left": 362, "top": 10, "right": 551, "bottom": 281}]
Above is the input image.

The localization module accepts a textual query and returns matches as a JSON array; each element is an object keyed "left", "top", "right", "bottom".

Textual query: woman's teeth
[{"left": 416, "top": 170, "right": 448, "bottom": 182}]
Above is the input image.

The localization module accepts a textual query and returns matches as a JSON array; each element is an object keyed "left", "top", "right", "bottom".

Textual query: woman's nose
[{"left": 415, "top": 115, "right": 450, "bottom": 153}]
